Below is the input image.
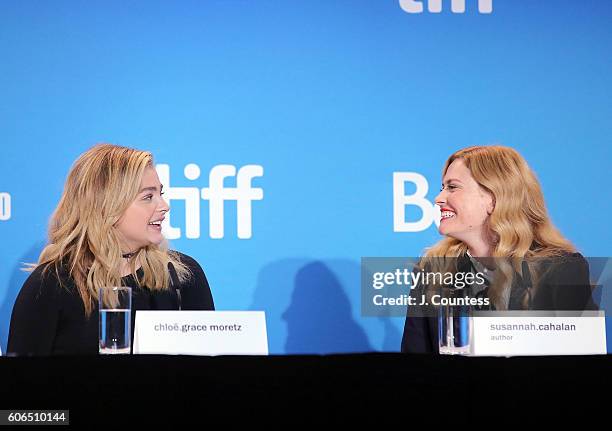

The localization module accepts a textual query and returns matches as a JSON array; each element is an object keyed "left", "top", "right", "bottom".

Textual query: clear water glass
[
  {"left": 438, "top": 289, "right": 472, "bottom": 355},
  {"left": 99, "top": 286, "right": 132, "bottom": 354}
]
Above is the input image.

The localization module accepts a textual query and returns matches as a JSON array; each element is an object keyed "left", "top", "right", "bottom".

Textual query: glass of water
[
  {"left": 99, "top": 286, "right": 132, "bottom": 354},
  {"left": 438, "top": 288, "right": 472, "bottom": 355}
]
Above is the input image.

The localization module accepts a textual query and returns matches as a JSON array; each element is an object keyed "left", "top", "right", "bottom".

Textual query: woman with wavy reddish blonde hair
[{"left": 402, "top": 145, "right": 596, "bottom": 353}]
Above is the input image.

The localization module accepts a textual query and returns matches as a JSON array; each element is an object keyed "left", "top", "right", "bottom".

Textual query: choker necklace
[{"left": 122, "top": 252, "right": 137, "bottom": 259}]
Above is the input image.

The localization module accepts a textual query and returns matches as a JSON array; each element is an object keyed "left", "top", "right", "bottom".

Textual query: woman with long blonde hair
[
  {"left": 8, "top": 144, "right": 214, "bottom": 355},
  {"left": 401, "top": 145, "right": 595, "bottom": 353}
]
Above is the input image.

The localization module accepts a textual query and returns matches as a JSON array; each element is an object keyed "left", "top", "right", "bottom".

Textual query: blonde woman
[
  {"left": 401, "top": 145, "right": 596, "bottom": 353},
  {"left": 8, "top": 144, "right": 214, "bottom": 355}
]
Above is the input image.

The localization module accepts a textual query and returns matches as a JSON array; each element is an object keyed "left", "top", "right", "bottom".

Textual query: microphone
[{"left": 169, "top": 262, "right": 182, "bottom": 311}]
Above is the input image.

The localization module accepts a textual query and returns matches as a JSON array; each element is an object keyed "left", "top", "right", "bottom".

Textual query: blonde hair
[
  {"left": 32, "top": 144, "right": 191, "bottom": 316},
  {"left": 422, "top": 145, "right": 575, "bottom": 308}
]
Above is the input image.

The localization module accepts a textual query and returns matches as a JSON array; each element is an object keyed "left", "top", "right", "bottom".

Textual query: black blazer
[{"left": 400, "top": 252, "right": 597, "bottom": 354}]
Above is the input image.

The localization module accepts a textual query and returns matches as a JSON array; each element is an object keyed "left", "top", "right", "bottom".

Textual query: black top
[
  {"left": 401, "top": 252, "right": 598, "bottom": 354},
  {"left": 7, "top": 251, "right": 214, "bottom": 356}
]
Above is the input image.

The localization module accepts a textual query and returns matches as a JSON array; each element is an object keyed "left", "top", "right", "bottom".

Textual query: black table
[{"left": 1, "top": 353, "right": 609, "bottom": 425}]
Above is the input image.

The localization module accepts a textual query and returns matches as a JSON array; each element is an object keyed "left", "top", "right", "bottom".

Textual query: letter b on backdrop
[{"left": 393, "top": 172, "right": 439, "bottom": 232}]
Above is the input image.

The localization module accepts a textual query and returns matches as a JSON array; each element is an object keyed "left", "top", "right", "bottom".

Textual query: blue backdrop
[{"left": 1, "top": 0, "right": 611, "bottom": 354}]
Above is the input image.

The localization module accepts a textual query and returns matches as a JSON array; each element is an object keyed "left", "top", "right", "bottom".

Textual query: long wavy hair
[
  {"left": 421, "top": 145, "right": 575, "bottom": 309},
  {"left": 31, "top": 144, "right": 191, "bottom": 317}
]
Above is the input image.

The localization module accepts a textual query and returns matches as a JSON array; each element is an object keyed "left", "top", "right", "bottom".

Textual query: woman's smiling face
[
  {"left": 434, "top": 159, "right": 495, "bottom": 250},
  {"left": 114, "top": 166, "right": 169, "bottom": 253}
]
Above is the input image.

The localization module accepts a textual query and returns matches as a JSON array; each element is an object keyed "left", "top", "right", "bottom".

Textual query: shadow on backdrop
[
  {"left": 379, "top": 316, "right": 402, "bottom": 352},
  {"left": 249, "top": 258, "right": 307, "bottom": 354},
  {"left": 282, "top": 261, "right": 372, "bottom": 354},
  {"left": 1, "top": 241, "right": 46, "bottom": 352},
  {"left": 250, "top": 258, "right": 404, "bottom": 354}
]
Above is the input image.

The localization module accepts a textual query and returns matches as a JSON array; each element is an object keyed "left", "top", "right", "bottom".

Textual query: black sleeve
[
  {"left": 401, "top": 315, "right": 435, "bottom": 354},
  {"left": 534, "top": 253, "right": 597, "bottom": 311},
  {"left": 7, "top": 267, "right": 60, "bottom": 356},
  {"left": 175, "top": 253, "right": 215, "bottom": 311},
  {"left": 401, "top": 284, "right": 436, "bottom": 353}
]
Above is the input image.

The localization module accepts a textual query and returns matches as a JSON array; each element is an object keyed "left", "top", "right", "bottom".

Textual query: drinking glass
[{"left": 99, "top": 287, "right": 132, "bottom": 354}]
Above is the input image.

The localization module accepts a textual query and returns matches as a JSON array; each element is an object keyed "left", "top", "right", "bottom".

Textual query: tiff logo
[
  {"left": 399, "top": 0, "right": 493, "bottom": 14},
  {"left": 156, "top": 164, "right": 264, "bottom": 239},
  {"left": 0, "top": 192, "right": 11, "bottom": 221},
  {"left": 393, "top": 172, "right": 440, "bottom": 232}
]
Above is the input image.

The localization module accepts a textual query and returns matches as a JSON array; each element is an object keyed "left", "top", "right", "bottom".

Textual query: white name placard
[
  {"left": 471, "top": 311, "right": 607, "bottom": 356},
  {"left": 133, "top": 311, "right": 268, "bottom": 356}
]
